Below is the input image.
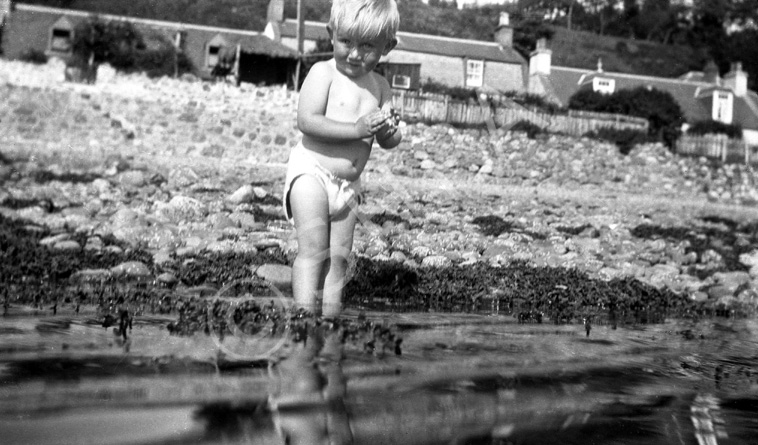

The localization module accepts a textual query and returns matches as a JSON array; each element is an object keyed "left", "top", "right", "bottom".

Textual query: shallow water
[{"left": 1, "top": 309, "right": 757, "bottom": 444}]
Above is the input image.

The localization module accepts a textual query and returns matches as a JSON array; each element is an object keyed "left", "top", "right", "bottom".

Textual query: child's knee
[{"left": 329, "top": 255, "right": 348, "bottom": 272}]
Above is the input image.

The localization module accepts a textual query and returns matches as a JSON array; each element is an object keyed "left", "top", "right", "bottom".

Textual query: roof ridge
[
  {"left": 15, "top": 3, "right": 263, "bottom": 37},
  {"left": 551, "top": 65, "right": 716, "bottom": 87},
  {"left": 287, "top": 18, "right": 502, "bottom": 47}
]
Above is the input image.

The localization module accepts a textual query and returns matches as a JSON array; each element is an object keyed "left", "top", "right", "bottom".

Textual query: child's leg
[
  {"left": 289, "top": 175, "right": 330, "bottom": 315},
  {"left": 322, "top": 208, "right": 357, "bottom": 318}
]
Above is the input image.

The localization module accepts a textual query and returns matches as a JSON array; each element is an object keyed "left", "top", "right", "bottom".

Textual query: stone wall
[
  {"left": 0, "top": 58, "right": 300, "bottom": 166},
  {"left": 4, "top": 58, "right": 758, "bottom": 206}
]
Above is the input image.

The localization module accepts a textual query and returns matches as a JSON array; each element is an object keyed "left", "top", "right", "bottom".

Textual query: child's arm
[
  {"left": 375, "top": 79, "right": 403, "bottom": 149},
  {"left": 297, "top": 62, "right": 387, "bottom": 141}
]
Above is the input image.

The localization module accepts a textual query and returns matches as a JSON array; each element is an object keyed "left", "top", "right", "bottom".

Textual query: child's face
[{"left": 329, "top": 26, "right": 394, "bottom": 79}]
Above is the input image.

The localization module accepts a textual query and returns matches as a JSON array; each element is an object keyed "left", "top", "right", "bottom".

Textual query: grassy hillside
[{"left": 548, "top": 27, "right": 710, "bottom": 78}]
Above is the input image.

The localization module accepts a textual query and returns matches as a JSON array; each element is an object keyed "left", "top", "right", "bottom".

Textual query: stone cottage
[{"left": 0, "top": 2, "right": 298, "bottom": 85}]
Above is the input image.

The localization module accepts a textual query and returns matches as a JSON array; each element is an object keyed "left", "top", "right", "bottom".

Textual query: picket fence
[
  {"left": 390, "top": 91, "right": 649, "bottom": 136},
  {"left": 676, "top": 134, "right": 758, "bottom": 164}
]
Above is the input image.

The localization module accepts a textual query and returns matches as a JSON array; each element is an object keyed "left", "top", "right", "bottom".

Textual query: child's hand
[
  {"left": 376, "top": 104, "right": 402, "bottom": 149},
  {"left": 380, "top": 103, "right": 400, "bottom": 128},
  {"left": 355, "top": 109, "right": 391, "bottom": 138}
]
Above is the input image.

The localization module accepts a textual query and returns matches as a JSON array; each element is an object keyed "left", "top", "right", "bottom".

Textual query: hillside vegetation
[{"left": 548, "top": 27, "right": 708, "bottom": 78}]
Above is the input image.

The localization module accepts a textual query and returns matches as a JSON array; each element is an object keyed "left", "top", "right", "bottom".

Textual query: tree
[
  {"left": 512, "top": 18, "right": 555, "bottom": 57},
  {"left": 72, "top": 17, "right": 142, "bottom": 69}
]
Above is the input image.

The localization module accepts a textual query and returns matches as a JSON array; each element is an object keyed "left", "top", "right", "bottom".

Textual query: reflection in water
[
  {"left": 3, "top": 316, "right": 758, "bottom": 444},
  {"left": 193, "top": 354, "right": 758, "bottom": 445}
]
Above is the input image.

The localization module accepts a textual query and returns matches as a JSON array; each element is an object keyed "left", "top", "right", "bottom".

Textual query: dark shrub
[
  {"left": 687, "top": 120, "right": 742, "bottom": 139},
  {"left": 71, "top": 16, "right": 193, "bottom": 79},
  {"left": 585, "top": 127, "right": 650, "bottom": 154},
  {"left": 510, "top": 120, "right": 543, "bottom": 139},
  {"left": 19, "top": 48, "right": 49, "bottom": 65},
  {"left": 567, "top": 89, "right": 610, "bottom": 112},
  {"left": 420, "top": 78, "right": 479, "bottom": 101},
  {"left": 569, "top": 86, "right": 684, "bottom": 148}
]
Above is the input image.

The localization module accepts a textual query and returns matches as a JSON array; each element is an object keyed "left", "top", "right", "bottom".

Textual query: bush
[
  {"left": 420, "top": 78, "right": 479, "bottom": 101},
  {"left": 687, "top": 120, "right": 742, "bottom": 139},
  {"left": 71, "top": 16, "right": 193, "bottom": 79},
  {"left": 569, "top": 86, "right": 684, "bottom": 148},
  {"left": 584, "top": 127, "right": 650, "bottom": 154},
  {"left": 19, "top": 48, "right": 49, "bottom": 65},
  {"left": 510, "top": 120, "right": 543, "bottom": 139}
]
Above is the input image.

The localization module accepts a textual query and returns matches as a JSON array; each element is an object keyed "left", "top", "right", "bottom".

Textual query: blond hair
[{"left": 329, "top": 0, "right": 400, "bottom": 42}]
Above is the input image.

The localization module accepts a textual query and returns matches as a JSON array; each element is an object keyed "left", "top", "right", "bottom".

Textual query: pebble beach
[{"left": 3, "top": 58, "right": 758, "bottom": 317}]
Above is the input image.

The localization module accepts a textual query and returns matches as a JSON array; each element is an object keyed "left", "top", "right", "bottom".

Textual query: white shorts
[{"left": 283, "top": 143, "right": 362, "bottom": 222}]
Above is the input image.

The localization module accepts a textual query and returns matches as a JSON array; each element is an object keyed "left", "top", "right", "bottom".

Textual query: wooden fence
[
  {"left": 676, "top": 134, "right": 758, "bottom": 164},
  {"left": 390, "top": 91, "right": 649, "bottom": 136}
]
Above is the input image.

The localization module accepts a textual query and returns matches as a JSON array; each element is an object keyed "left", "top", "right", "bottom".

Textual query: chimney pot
[{"left": 499, "top": 12, "right": 510, "bottom": 27}]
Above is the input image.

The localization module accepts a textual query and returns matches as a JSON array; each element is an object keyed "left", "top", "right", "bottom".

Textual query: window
[
  {"left": 392, "top": 74, "right": 411, "bottom": 89},
  {"left": 206, "top": 34, "right": 228, "bottom": 67},
  {"left": 465, "top": 59, "right": 483, "bottom": 88},
  {"left": 207, "top": 46, "right": 222, "bottom": 67},
  {"left": 713, "top": 91, "right": 733, "bottom": 124},
  {"left": 592, "top": 77, "right": 615, "bottom": 94},
  {"left": 49, "top": 17, "right": 74, "bottom": 54}
]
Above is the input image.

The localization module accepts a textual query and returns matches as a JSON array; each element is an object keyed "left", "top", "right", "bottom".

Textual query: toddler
[{"left": 283, "top": 0, "right": 402, "bottom": 318}]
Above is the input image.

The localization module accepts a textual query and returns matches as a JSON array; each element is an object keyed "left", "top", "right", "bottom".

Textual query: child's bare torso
[{"left": 301, "top": 60, "right": 383, "bottom": 182}]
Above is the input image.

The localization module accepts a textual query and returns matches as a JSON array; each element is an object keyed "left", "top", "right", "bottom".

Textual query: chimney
[
  {"left": 1, "top": 0, "right": 11, "bottom": 24},
  {"left": 529, "top": 38, "right": 552, "bottom": 76},
  {"left": 724, "top": 62, "right": 748, "bottom": 97},
  {"left": 263, "top": 0, "right": 284, "bottom": 41},
  {"left": 494, "top": 12, "right": 513, "bottom": 48},
  {"left": 703, "top": 61, "right": 720, "bottom": 85}
]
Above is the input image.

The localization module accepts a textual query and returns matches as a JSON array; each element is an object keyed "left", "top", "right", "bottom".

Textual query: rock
[
  {"left": 155, "top": 196, "right": 207, "bottom": 222},
  {"left": 111, "top": 208, "right": 141, "bottom": 228},
  {"left": 168, "top": 167, "right": 200, "bottom": 189},
  {"left": 207, "top": 212, "right": 237, "bottom": 230},
  {"left": 711, "top": 271, "right": 751, "bottom": 292},
  {"left": 228, "top": 184, "right": 254, "bottom": 204},
  {"left": 71, "top": 268, "right": 112, "bottom": 283},
  {"left": 739, "top": 250, "right": 758, "bottom": 267},
  {"left": 421, "top": 255, "right": 452, "bottom": 268},
  {"left": 53, "top": 240, "right": 81, "bottom": 251},
  {"left": 255, "top": 263, "right": 293, "bottom": 292},
  {"left": 413, "top": 150, "right": 429, "bottom": 160},
  {"left": 118, "top": 170, "right": 146, "bottom": 188},
  {"left": 707, "top": 285, "right": 734, "bottom": 300},
  {"left": 156, "top": 272, "right": 178, "bottom": 286},
  {"left": 145, "top": 227, "right": 182, "bottom": 250},
  {"left": 40, "top": 233, "right": 70, "bottom": 246},
  {"left": 420, "top": 159, "right": 436, "bottom": 170},
  {"left": 152, "top": 250, "right": 173, "bottom": 266},
  {"left": 84, "top": 236, "right": 104, "bottom": 251},
  {"left": 110, "top": 261, "right": 151, "bottom": 279},
  {"left": 229, "top": 211, "right": 258, "bottom": 229}
]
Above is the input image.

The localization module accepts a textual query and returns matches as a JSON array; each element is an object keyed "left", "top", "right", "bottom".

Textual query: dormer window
[
  {"left": 713, "top": 91, "right": 733, "bottom": 124},
  {"left": 49, "top": 17, "right": 74, "bottom": 54},
  {"left": 593, "top": 77, "right": 615, "bottom": 94},
  {"left": 465, "top": 59, "right": 483, "bottom": 88},
  {"left": 206, "top": 34, "right": 228, "bottom": 68}
]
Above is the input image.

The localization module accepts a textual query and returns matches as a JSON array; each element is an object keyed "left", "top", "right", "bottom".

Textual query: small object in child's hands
[{"left": 381, "top": 104, "right": 401, "bottom": 130}]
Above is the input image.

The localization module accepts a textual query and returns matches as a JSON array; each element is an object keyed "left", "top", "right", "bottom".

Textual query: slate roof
[
  {"left": 545, "top": 66, "right": 758, "bottom": 131},
  {"left": 279, "top": 19, "right": 525, "bottom": 65}
]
